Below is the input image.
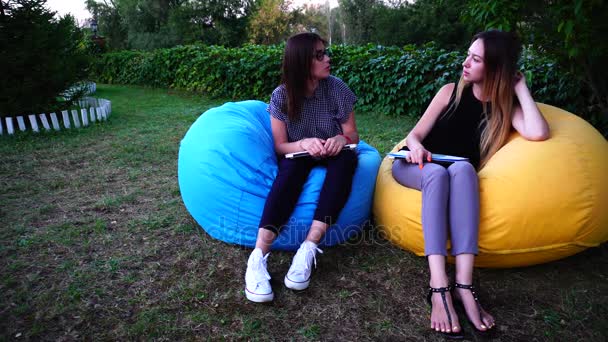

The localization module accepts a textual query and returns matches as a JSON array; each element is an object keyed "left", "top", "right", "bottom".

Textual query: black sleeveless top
[{"left": 422, "top": 84, "right": 486, "bottom": 169}]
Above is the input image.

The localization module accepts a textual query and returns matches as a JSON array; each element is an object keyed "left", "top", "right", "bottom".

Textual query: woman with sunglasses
[
  {"left": 392, "top": 30, "right": 549, "bottom": 338},
  {"left": 244, "top": 32, "right": 359, "bottom": 303}
]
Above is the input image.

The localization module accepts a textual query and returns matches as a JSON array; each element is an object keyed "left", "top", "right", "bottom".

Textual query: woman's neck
[
  {"left": 471, "top": 82, "right": 487, "bottom": 102},
  {"left": 306, "top": 78, "right": 319, "bottom": 97}
]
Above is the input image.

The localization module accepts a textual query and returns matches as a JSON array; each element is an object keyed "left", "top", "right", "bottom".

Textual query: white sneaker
[
  {"left": 245, "top": 248, "right": 273, "bottom": 302},
  {"left": 284, "top": 240, "right": 323, "bottom": 290}
]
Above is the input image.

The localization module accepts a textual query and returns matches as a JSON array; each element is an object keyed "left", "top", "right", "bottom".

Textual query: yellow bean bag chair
[{"left": 374, "top": 103, "right": 608, "bottom": 268}]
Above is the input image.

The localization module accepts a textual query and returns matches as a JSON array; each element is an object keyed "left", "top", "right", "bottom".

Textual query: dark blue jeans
[{"left": 259, "top": 150, "right": 358, "bottom": 235}]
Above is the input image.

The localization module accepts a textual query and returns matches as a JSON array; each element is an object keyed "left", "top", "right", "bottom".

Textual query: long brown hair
[
  {"left": 281, "top": 32, "right": 327, "bottom": 121},
  {"left": 450, "top": 30, "right": 521, "bottom": 168}
]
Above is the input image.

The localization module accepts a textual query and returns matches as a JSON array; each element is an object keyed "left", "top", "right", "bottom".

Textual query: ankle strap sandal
[
  {"left": 426, "top": 285, "right": 464, "bottom": 340},
  {"left": 454, "top": 283, "right": 495, "bottom": 336}
]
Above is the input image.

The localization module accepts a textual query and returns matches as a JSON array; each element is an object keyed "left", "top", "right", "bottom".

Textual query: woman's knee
[
  {"left": 391, "top": 159, "right": 408, "bottom": 177},
  {"left": 391, "top": 160, "right": 417, "bottom": 188},
  {"left": 422, "top": 163, "right": 449, "bottom": 185},
  {"left": 447, "top": 161, "right": 476, "bottom": 177},
  {"left": 328, "top": 150, "right": 357, "bottom": 172},
  {"left": 340, "top": 149, "right": 358, "bottom": 165}
]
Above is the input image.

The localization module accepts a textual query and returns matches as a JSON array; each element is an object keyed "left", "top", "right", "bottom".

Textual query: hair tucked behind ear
[
  {"left": 281, "top": 32, "right": 327, "bottom": 121},
  {"left": 448, "top": 30, "right": 521, "bottom": 168}
]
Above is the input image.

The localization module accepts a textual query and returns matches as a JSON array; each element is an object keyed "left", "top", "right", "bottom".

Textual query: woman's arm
[
  {"left": 405, "top": 83, "right": 454, "bottom": 167},
  {"left": 341, "top": 111, "right": 359, "bottom": 144},
  {"left": 325, "top": 111, "right": 359, "bottom": 156},
  {"left": 271, "top": 116, "right": 327, "bottom": 157},
  {"left": 511, "top": 73, "right": 550, "bottom": 141}
]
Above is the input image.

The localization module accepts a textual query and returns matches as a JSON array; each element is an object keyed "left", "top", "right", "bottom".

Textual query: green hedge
[{"left": 90, "top": 43, "right": 584, "bottom": 120}]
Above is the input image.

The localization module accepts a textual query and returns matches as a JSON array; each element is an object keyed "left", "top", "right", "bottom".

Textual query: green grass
[{"left": 0, "top": 84, "right": 606, "bottom": 341}]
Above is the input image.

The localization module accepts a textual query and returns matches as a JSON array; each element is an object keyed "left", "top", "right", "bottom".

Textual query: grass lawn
[{"left": 1, "top": 84, "right": 606, "bottom": 341}]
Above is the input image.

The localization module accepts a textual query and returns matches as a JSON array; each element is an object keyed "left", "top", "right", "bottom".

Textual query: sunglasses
[{"left": 314, "top": 48, "right": 330, "bottom": 61}]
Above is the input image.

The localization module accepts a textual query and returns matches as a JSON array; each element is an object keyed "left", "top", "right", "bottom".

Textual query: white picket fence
[
  {"left": 0, "top": 97, "right": 112, "bottom": 135},
  {"left": 63, "top": 81, "right": 97, "bottom": 98}
]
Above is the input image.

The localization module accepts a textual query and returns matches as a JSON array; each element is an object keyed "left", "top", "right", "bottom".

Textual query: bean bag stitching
[{"left": 478, "top": 240, "right": 601, "bottom": 254}]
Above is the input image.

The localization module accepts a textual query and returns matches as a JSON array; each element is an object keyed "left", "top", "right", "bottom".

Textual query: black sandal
[
  {"left": 454, "top": 283, "right": 496, "bottom": 337},
  {"left": 427, "top": 285, "right": 464, "bottom": 340}
]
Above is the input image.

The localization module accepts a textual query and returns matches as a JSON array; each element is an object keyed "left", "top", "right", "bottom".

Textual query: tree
[
  {"left": 390, "top": 0, "right": 470, "bottom": 48},
  {"left": 293, "top": 3, "right": 331, "bottom": 41},
  {"left": 122, "top": 0, "right": 191, "bottom": 49},
  {"left": 329, "top": 6, "right": 345, "bottom": 44},
  {"left": 289, "top": 3, "right": 344, "bottom": 45},
  {"left": 85, "top": 0, "right": 128, "bottom": 50},
  {"left": 338, "top": 0, "right": 379, "bottom": 44},
  {"left": 86, "top": 0, "right": 254, "bottom": 49},
  {"left": 200, "top": 0, "right": 255, "bottom": 46},
  {"left": 463, "top": 0, "right": 608, "bottom": 135},
  {"left": 0, "top": 0, "right": 90, "bottom": 117},
  {"left": 247, "top": 0, "right": 293, "bottom": 45},
  {"left": 336, "top": 0, "right": 470, "bottom": 48}
]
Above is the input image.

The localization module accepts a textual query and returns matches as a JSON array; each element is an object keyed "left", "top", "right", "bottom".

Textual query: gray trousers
[{"left": 392, "top": 160, "right": 480, "bottom": 256}]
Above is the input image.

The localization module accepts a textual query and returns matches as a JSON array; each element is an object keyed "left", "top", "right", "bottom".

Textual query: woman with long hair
[
  {"left": 392, "top": 30, "right": 549, "bottom": 338},
  {"left": 245, "top": 32, "right": 359, "bottom": 303}
]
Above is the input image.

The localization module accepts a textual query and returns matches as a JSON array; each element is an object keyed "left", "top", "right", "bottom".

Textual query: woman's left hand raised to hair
[
  {"left": 513, "top": 71, "right": 529, "bottom": 95},
  {"left": 511, "top": 71, "right": 550, "bottom": 141},
  {"left": 324, "top": 135, "right": 348, "bottom": 156}
]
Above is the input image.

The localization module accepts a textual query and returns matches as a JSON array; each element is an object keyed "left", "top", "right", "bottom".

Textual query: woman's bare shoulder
[{"left": 434, "top": 82, "right": 456, "bottom": 106}]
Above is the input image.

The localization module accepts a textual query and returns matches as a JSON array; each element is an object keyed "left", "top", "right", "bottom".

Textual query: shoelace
[
  {"left": 295, "top": 245, "right": 324, "bottom": 274},
  {"left": 252, "top": 252, "right": 271, "bottom": 284}
]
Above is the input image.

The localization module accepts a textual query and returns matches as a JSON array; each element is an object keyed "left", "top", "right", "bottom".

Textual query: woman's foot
[
  {"left": 244, "top": 248, "right": 273, "bottom": 302},
  {"left": 427, "top": 286, "right": 462, "bottom": 338},
  {"left": 284, "top": 240, "right": 322, "bottom": 290},
  {"left": 454, "top": 284, "right": 495, "bottom": 331}
]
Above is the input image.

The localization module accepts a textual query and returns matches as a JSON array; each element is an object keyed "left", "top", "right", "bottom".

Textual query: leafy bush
[
  {"left": 0, "top": 0, "right": 90, "bottom": 118},
  {"left": 84, "top": 37, "right": 108, "bottom": 55},
  {"left": 91, "top": 44, "right": 284, "bottom": 101},
  {"left": 330, "top": 44, "right": 464, "bottom": 117},
  {"left": 90, "top": 43, "right": 591, "bottom": 128}
]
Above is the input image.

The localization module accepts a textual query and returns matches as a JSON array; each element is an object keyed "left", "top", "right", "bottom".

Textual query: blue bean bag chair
[{"left": 178, "top": 100, "right": 382, "bottom": 251}]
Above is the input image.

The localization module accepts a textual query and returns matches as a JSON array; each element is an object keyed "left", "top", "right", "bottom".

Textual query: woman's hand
[
  {"left": 511, "top": 71, "right": 550, "bottom": 141},
  {"left": 300, "top": 138, "right": 327, "bottom": 157},
  {"left": 407, "top": 146, "right": 432, "bottom": 169},
  {"left": 514, "top": 71, "right": 529, "bottom": 95},
  {"left": 404, "top": 83, "right": 454, "bottom": 169},
  {"left": 324, "top": 135, "right": 347, "bottom": 156}
]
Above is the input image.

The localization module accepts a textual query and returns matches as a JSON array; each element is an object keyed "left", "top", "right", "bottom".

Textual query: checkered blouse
[{"left": 267, "top": 75, "right": 357, "bottom": 142}]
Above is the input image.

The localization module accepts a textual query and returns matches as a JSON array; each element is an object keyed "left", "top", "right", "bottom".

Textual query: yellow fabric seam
[{"left": 477, "top": 241, "right": 600, "bottom": 254}]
